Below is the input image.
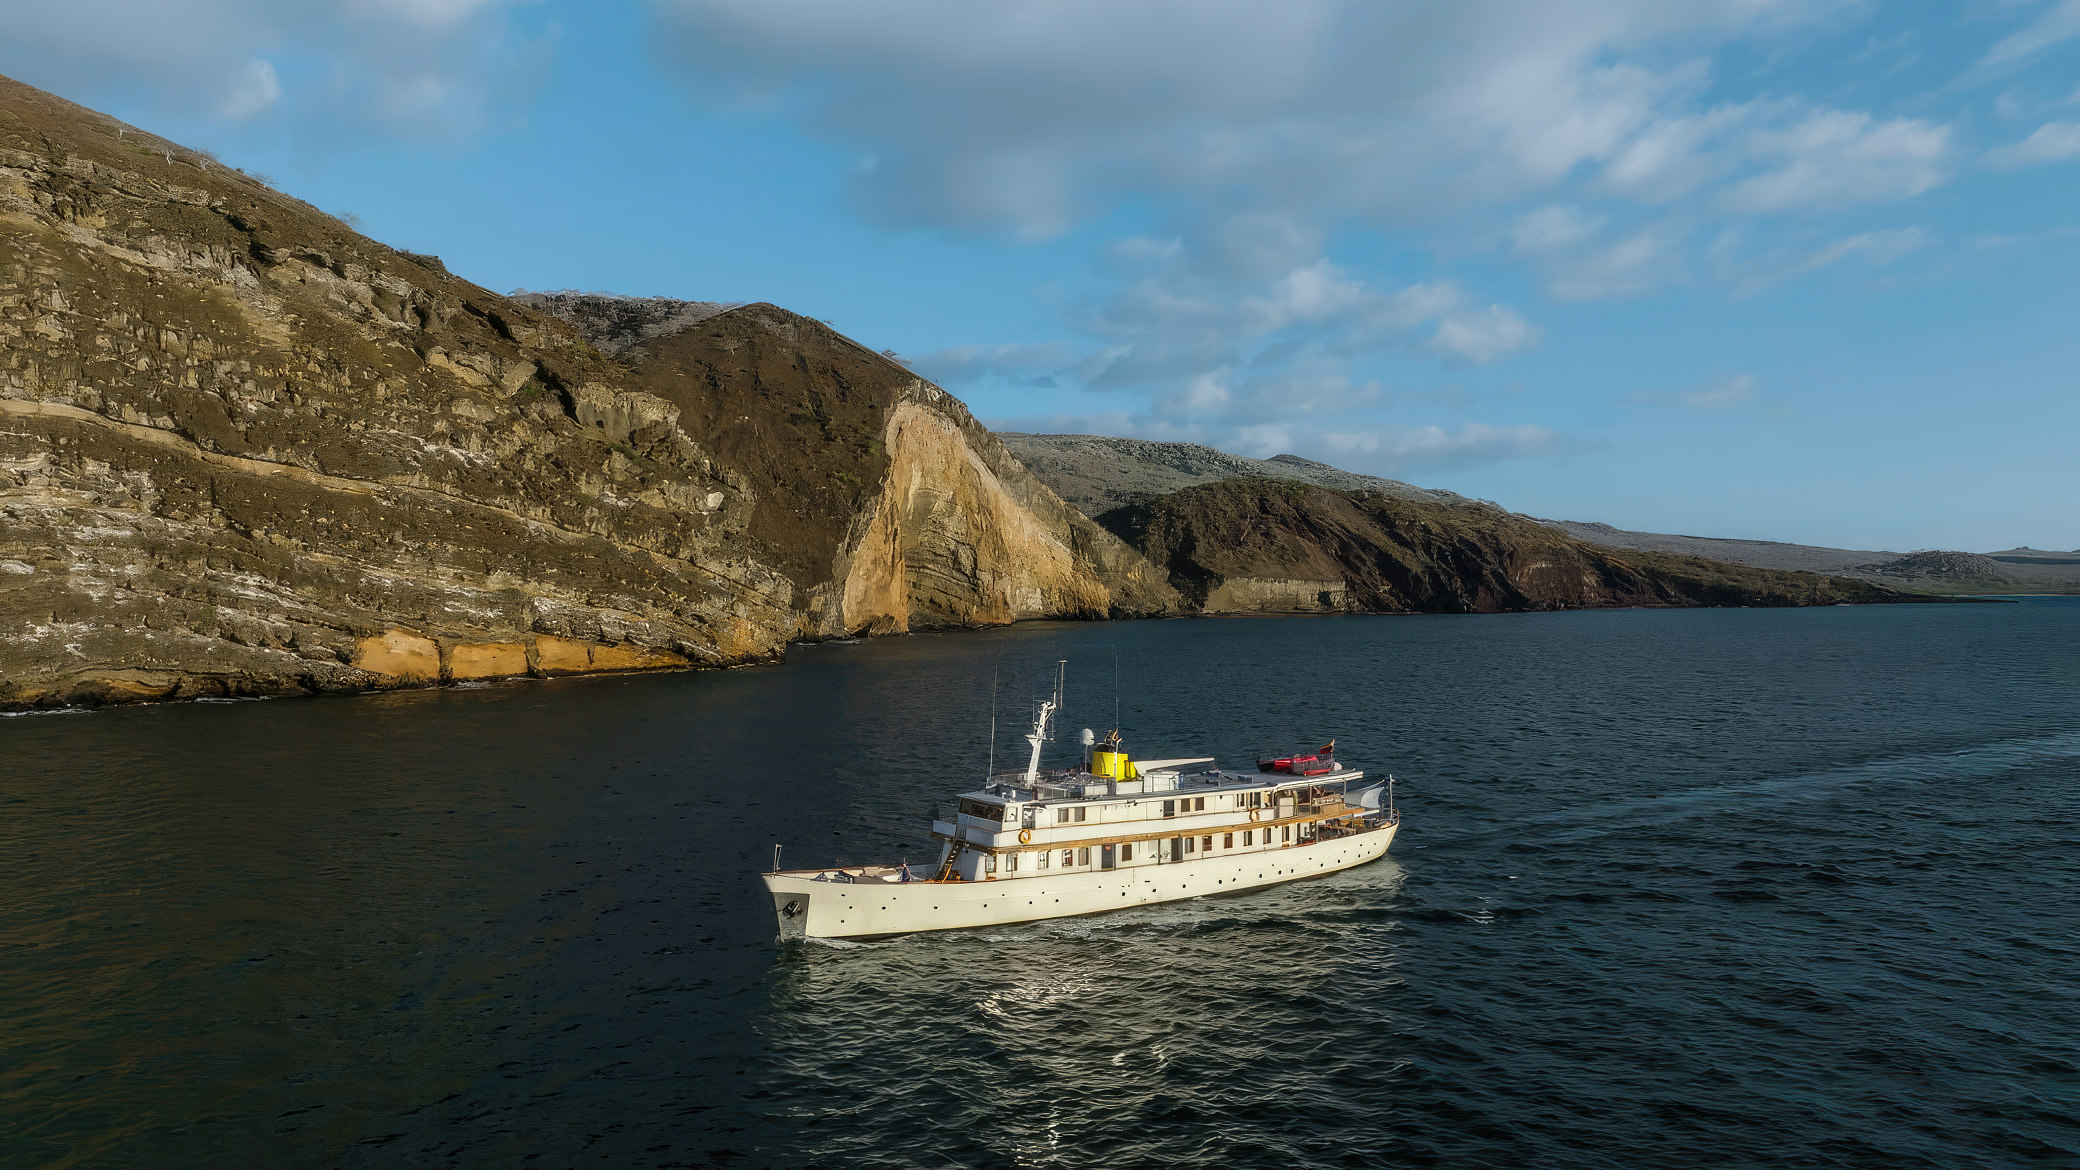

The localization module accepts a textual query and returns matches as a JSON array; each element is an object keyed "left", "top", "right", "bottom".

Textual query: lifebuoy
[
  {"left": 1249, "top": 809, "right": 1261, "bottom": 822},
  {"left": 1018, "top": 829, "right": 1033, "bottom": 845}
]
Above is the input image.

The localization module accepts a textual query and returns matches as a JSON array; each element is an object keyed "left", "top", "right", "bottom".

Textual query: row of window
[
  {"left": 1053, "top": 792, "right": 1277, "bottom": 825},
  {"left": 991, "top": 824, "right": 1304, "bottom": 873}
]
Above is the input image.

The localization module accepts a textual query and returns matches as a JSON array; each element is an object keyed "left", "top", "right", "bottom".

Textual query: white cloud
[
  {"left": 1513, "top": 206, "right": 1606, "bottom": 253},
  {"left": 913, "top": 341, "right": 1079, "bottom": 385},
  {"left": 1721, "top": 109, "right": 1952, "bottom": 214},
  {"left": 1069, "top": 226, "right": 1540, "bottom": 406},
  {"left": 218, "top": 58, "right": 281, "bottom": 119},
  {"left": 1428, "top": 304, "right": 1540, "bottom": 365},
  {"left": 1725, "top": 227, "right": 1930, "bottom": 296},
  {"left": 1985, "top": 121, "right": 2080, "bottom": 167},
  {"left": 1315, "top": 423, "right": 1582, "bottom": 471},
  {"left": 1981, "top": 0, "right": 2080, "bottom": 68},
  {"left": 1514, "top": 211, "right": 1692, "bottom": 301},
  {"left": 653, "top": 0, "right": 1904, "bottom": 238},
  {"left": 0, "top": 0, "right": 544, "bottom": 140},
  {"left": 346, "top": 0, "right": 497, "bottom": 29},
  {"left": 1628, "top": 373, "right": 1757, "bottom": 410}
]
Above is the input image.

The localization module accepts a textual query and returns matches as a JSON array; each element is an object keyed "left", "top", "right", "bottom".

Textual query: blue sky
[{"left": 3, "top": 1, "right": 2076, "bottom": 553}]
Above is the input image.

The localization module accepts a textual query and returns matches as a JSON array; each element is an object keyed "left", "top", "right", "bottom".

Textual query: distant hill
[
  {"left": 1536, "top": 521, "right": 1898, "bottom": 574},
  {"left": 1095, "top": 479, "right": 1915, "bottom": 614},
  {"left": 997, "top": 433, "right": 1474, "bottom": 517},
  {"left": 1545, "top": 521, "right": 2080, "bottom": 593},
  {"left": 995, "top": 435, "right": 2076, "bottom": 596}
]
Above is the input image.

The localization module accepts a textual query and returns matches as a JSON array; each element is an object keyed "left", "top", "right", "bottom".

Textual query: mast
[{"left": 1021, "top": 660, "right": 1066, "bottom": 785}]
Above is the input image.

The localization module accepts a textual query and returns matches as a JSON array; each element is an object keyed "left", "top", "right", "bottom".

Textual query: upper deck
[{"left": 931, "top": 760, "right": 1371, "bottom": 857}]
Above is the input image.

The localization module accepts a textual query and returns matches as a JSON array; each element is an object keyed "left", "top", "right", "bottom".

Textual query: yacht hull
[{"left": 763, "top": 822, "right": 1397, "bottom": 940}]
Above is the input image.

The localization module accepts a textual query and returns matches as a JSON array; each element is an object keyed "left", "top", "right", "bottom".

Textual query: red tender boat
[{"left": 1257, "top": 741, "right": 1339, "bottom": 775}]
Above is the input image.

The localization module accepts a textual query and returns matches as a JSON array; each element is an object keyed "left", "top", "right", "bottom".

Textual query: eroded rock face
[
  {"left": 528, "top": 296, "right": 1179, "bottom": 639},
  {"left": 834, "top": 400, "right": 1112, "bottom": 633},
  {"left": 0, "top": 75, "right": 795, "bottom": 709},
  {"left": 0, "top": 76, "right": 1177, "bottom": 710}
]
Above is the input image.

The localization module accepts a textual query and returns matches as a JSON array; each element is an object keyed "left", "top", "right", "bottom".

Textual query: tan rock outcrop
[
  {"left": 836, "top": 401, "right": 1113, "bottom": 634},
  {"left": 533, "top": 634, "right": 592, "bottom": 675},
  {"left": 446, "top": 641, "right": 528, "bottom": 680},
  {"left": 587, "top": 643, "right": 690, "bottom": 671},
  {"left": 353, "top": 630, "right": 440, "bottom": 681}
]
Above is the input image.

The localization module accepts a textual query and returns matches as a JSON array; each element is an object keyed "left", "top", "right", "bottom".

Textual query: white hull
[{"left": 763, "top": 822, "right": 1398, "bottom": 940}]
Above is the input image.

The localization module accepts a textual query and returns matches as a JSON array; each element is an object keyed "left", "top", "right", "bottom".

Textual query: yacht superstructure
[{"left": 760, "top": 672, "right": 1401, "bottom": 940}]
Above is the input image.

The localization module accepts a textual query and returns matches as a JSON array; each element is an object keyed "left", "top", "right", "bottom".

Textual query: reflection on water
[
  {"left": 760, "top": 860, "right": 1409, "bottom": 1168},
  {"left": 4, "top": 599, "right": 2079, "bottom": 1167}
]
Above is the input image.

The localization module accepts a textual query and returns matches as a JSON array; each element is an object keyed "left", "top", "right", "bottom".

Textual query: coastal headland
[{"left": 0, "top": 74, "right": 1988, "bottom": 711}]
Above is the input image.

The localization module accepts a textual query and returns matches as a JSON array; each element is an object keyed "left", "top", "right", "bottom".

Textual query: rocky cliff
[
  {"left": 520, "top": 295, "right": 1177, "bottom": 635},
  {"left": 0, "top": 75, "right": 1172, "bottom": 709},
  {"left": 1100, "top": 479, "right": 1916, "bottom": 614}
]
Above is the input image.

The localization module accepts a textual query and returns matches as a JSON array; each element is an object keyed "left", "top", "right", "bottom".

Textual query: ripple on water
[{"left": 2, "top": 603, "right": 2077, "bottom": 1167}]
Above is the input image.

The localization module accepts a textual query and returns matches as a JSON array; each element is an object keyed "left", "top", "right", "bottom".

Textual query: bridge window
[
  {"left": 1194, "top": 798, "right": 1206, "bottom": 811},
  {"left": 1162, "top": 800, "right": 1175, "bottom": 818}
]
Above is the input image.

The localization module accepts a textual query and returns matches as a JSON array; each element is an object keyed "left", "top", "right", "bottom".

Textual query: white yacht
[{"left": 761, "top": 672, "right": 1400, "bottom": 940}]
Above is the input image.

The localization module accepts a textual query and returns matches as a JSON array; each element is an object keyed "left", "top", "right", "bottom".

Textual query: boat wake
[{"left": 1512, "top": 727, "right": 2080, "bottom": 846}]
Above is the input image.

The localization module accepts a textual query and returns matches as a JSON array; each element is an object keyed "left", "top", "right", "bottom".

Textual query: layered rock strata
[
  {"left": 524, "top": 296, "right": 1178, "bottom": 636},
  {"left": 0, "top": 75, "right": 1171, "bottom": 709}
]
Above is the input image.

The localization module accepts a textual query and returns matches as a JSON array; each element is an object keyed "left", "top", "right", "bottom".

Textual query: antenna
[
  {"left": 1112, "top": 645, "right": 1121, "bottom": 735},
  {"left": 1052, "top": 659, "right": 1066, "bottom": 739},
  {"left": 986, "top": 659, "right": 1000, "bottom": 780}
]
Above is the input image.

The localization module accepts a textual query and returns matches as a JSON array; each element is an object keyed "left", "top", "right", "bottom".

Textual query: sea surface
[{"left": 4, "top": 600, "right": 2077, "bottom": 1168}]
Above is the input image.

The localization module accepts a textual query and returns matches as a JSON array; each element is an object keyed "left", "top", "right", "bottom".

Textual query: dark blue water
[{"left": 4, "top": 601, "right": 2077, "bottom": 1168}]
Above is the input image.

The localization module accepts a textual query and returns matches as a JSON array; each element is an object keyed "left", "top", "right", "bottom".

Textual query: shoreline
[{"left": 0, "top": 592, "right": 2002, "bottom": 716}]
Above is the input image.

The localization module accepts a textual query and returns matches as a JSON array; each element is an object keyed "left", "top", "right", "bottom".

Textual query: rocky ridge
[
  {"left": 1008, "top": 434, "right": 2076, "bottom": 596},
  {"left": 525, "top": 295, "right": 1177, "bottom": 635},
  {"left": 508, "top": 291, "right": 737, "bottom": 355},
  {"left": 0, "top": 75, "right": 1172, "bottom": 709},
  {"left": 997, "top": 432, "right": 1473, "bottom": 517},
  {"left": 1098, "top": 479, "right": 1916, "bottom": 614}
]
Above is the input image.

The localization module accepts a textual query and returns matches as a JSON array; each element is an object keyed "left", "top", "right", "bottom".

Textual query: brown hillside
[
  {"left": 0, "top": 73, "right": 1172, "bottom": 709},
  {"left": 529, "top": 296, "right": 1176, "bottom": 632},
  {"left": 1101, "top": 479, "right": 1916, "bottom": 613}
]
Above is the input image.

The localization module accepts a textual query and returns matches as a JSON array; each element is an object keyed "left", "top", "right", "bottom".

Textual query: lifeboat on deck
[{"left": 1258, "top": 740, "right": 1338, "bottom": 775}]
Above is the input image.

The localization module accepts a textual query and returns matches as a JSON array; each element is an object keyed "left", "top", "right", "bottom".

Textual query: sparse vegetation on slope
[{"left": 1101, "top": 479, "right": 1917, "bottom": 614}]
